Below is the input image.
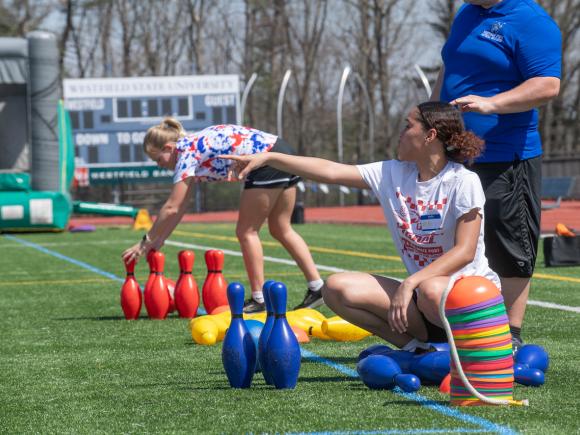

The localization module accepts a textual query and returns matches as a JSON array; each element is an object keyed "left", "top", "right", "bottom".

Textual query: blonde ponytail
[{"left": 143, "top": 117, "right": 186, "bottom": 153}]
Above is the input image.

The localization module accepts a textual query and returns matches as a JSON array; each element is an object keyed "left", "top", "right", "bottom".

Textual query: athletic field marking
[
  {"left": 287, "top": 429, "right": 495, "bottom": 434},
  {"left": 173, "top": 230, "right": 580, "bottom": 283},
  {"left": 532, "top": 273, "right": 580, "bottom": 284},
  {"left": 165, "top": 239, "right": 349, "bottom": 273},
  {"left": 166, "top": 240, "right": 580, "bottom": 314},
  {"left": 217, "top": 269, "right": 407, "bottom": 280},
  {"left": 3, "top": 234, "right": 578, "bottom": 314},
  {"left": 3, "top": 235, "right": 124, "bottom": 283},
  {"left": 4, "top": 235, "right": 578, "bottom": 284},
  {"left": 173, "top": 230, "right": 402, "bottom": 261},
  {"left": 526, "top": 300, "right": 580, "bottom": 313},
  {"left": 0, "top": 270, "right": 407, "bottom": 288},
  {"left": 0, "top": 278, "right": 110, "bottom": 287},
  {"left": 301, "top": 350, "right": 517, "bottom": 435},
  {"left": 5, "top": 234, "right": 515, "bottom": 434}
]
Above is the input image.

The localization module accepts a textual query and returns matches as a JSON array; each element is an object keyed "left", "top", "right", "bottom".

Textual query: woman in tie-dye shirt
[{"left": 122, "top": 117, "right": 324, "bottom": 313}]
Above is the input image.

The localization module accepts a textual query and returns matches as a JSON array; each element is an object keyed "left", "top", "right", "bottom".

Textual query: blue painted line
[
  {"left": 6, "top": 235, "right": 513, "bottom": 433},
  {"left": 301, "top": 349, "right": 517, "bottom": 435},
  {"left": 288, "top": 429, "right": 494, "bottom": 434},
  {"left": 4, "top": 235, "right": 123, "bottom": 282}
]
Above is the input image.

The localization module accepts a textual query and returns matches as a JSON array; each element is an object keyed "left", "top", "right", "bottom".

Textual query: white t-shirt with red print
[
  {"left": 357, "top": 160, "right": 500, "bottom": 288},
  {"left": 172, "top": 124, "right": 278, "bottom": 183}
]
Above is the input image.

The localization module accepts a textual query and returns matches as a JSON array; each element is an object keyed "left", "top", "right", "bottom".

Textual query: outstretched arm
[
  {"left": 220, "top": 152, "right": 369, "bottom": 189},
  {"left": 122, "top": 178, "right": 193, "bottom": 264}
]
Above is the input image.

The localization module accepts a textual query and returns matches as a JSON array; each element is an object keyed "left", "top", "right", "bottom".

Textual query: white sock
[
  {"left": 401, "top": 338, "right": 431, "bottom": 353},
  {"left": 307, "top": 279, "right": 324, "bottom": 292},
  {"left": 252, "top": 291, "right": 264, "bottom": 303}
]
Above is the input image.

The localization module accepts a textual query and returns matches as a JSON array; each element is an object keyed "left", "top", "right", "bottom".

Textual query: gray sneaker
[
  {"left": 243, "top": 298, "right": 265, "bottom": 313},
  {"left": 512, "top": 336, "right": 523, "bottom": 357},
  {"left": 293, "top": 289, "right": 324, "bottom": 310}
]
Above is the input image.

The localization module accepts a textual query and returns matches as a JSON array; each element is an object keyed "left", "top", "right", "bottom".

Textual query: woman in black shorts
[{"left": 122, "top": 118, "right": 323, "bottom": 313}]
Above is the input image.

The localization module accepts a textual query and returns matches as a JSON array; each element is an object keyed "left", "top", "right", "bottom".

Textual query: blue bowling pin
[
  {"left": 410, "top": 350, "right": 450, "bottom": 385},
  {"left": 357, "top": 344, "right": 392, "bottom": 362},
  {"left": 514, "top": 363, "right": 545, "bottom": 387},
  {"left": 264, "top": 282, "right": 301, "bottom": 389},
  {"left": 245, "top": 319, "right": 264, "bottom": 373},
  {"left": 258, "top": 280, "right": 276, "bottom": 385},
  {"left": 388, "top": 350, "right": 415, "bottom": 373},
  {"left": 222, "top": 282, "right": 256, "bottom": 388},
  {"left": 356, "top": 355, "right": 421, "bottom": 392}
]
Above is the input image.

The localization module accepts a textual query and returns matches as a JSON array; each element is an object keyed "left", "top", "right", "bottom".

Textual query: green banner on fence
[{"left": 80, "top": 165, "right": 174, "bottom": 185}]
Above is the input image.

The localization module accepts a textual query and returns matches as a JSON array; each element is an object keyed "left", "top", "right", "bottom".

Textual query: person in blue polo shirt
[{"left": 431, "top": 0, "right": 562, "bottom": 353}]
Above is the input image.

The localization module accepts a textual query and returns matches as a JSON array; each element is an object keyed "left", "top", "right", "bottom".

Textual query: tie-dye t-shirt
[{"left": 172, "top": 125, "right": 278, "bottom": 183}]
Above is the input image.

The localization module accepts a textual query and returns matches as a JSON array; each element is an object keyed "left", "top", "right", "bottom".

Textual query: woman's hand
[
  {"left": 122, "top": 239, "right": 152, "bottom": 265},
  {"left": 388, "top": 278, "right": 417, "bottom": 334},
  {"left": 450, "top": 95, "right": 498, "bottom": 114},
  {"left": 219, "top": 153, "right": 270, "bottom": 181}
]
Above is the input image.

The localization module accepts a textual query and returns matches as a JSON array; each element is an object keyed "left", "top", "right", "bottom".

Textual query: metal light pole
[
  {"left": 240, "top": 72, "right": 258, "bottom": 124},
  {"left": 337, "top": 65, "right": 375, "bottom": 206},
  {"left": 277, "top": 69, "right": 292, "bottom": 137},
  {"left": 414, "top": 64, "right": 432, "bottom": 98}
]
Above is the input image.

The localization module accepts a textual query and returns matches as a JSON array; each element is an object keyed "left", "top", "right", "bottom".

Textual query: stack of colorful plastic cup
[{"left": 444, "top": 276, "right": 514, "bottom": 406}]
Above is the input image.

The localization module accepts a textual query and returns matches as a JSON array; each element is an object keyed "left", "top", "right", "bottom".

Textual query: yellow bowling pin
[
  {"left": 191, "top": 317, "right": 219, "bottom": 345},
  {"left": 212, "top": 313, "right": 230, "bottom": 341},
  {"left": 244, "top": 311, "right": 267, "bottom": 323},
  {"left": 294, "top": 308, "right": 327, "bottom": 323},
  {"left": 287, "top": 310, "right": 323, "bottom": 333},
  {"left": 307, "top": 322, "right": 333, "bottom": 340},
  {"left": 321, "top": 316, "right": 372, "bottom": 342}
]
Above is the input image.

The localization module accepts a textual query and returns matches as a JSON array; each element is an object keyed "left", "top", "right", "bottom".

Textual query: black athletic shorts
[
  {"left": 244, "top": 138, "right": 302, "bottom": 189},
  {"left": 470, "top": 156, "right": 542, "bottom": 278},
  {"left": 412, "top": 291, "right": 447, "bottom": 343}
]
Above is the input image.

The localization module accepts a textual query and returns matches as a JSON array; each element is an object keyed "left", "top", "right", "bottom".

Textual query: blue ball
[
  {"left": 356, "top": 355, "right": 401, "bottom": 390},
  {"left": 515, "top": 344, "right": 549, "bottom": 373},
  {"left": 245, "top": 319, "right": 264, "bottom": 372},
  {"left": 358, "top": 344, "right": 392, "bottom": 362}
]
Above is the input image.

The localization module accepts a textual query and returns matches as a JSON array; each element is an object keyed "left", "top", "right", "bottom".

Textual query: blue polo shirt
[{"left": 440, "top": 0, "right": 561, "bottom": 163}]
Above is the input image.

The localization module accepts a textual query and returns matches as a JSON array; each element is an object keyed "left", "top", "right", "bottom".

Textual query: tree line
[{"left": 2, "top": 0, "right": 579, "bottom": 163}]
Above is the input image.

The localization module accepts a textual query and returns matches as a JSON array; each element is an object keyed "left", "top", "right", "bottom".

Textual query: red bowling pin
[
  {"left": 120, "top": 259, "right": 142, "bottom": 320},
  {"left": 144, "top": 250, "right": 156, "bottom": 296},
  {"left": 174, "top": 250, "right": 200, "bottom": 318},
  {"left": 144, "top": 251, "right": 170, "bottom": 319},
  {"left": 166, "top": 278, "right": 176, "bottom": 313},
  {"left": 202, "top": 250, "right": 228, "bottom": 314}
]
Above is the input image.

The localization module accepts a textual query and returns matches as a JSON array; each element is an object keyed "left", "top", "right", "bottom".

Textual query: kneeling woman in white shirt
[{"left": 221, "top": 101, "right": 499, "bottom": 349}]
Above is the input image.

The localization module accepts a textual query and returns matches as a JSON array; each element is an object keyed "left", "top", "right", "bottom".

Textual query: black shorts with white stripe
[{"left": 244, "top": 137, "right": 302, "bottom": 190}]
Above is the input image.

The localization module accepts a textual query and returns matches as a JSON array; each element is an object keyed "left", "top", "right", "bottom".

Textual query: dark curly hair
[{"left": 417, "top": 101, "right": 485, "bottom": 164}]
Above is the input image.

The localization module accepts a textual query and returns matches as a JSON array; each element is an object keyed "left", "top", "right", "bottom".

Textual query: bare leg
[
  {"left": 237, "top": 188, "right": 284, "bottom": 295},
  {"left": 321, "top": 272, "right": 429, "bottom": 348},
  {"left": 500, "top": 277, "right": 530, "bottom": 329},
  {"left": 267, "top": 186, "right": 321, "bottom": 282},
  {"left": 415, "top": 276, "right": 450, "bottom": 328}
]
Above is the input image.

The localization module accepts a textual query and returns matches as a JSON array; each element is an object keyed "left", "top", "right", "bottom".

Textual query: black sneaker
[
  {"left": 293, "top": 289, "right": 324, "bottom": 310},
  {"left": 243, "top": 298, "right": 265, "bottom": 313},
  {"left": 512, "top": 336, "right": 523, "bottom": 357}
]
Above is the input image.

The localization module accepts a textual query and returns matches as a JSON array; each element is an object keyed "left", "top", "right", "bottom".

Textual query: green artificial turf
[{"left": 1, "top": 223, "right": 579, "bottom": 434}]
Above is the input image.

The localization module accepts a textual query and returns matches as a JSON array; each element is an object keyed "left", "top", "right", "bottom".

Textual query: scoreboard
[{"left": 63, "top": 75, "right": 240, "bottom": 184}]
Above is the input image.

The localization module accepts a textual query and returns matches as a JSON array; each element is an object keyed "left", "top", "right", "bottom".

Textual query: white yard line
[{"left": 164, "top": 240, "right": 580, "bottom": 315}]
